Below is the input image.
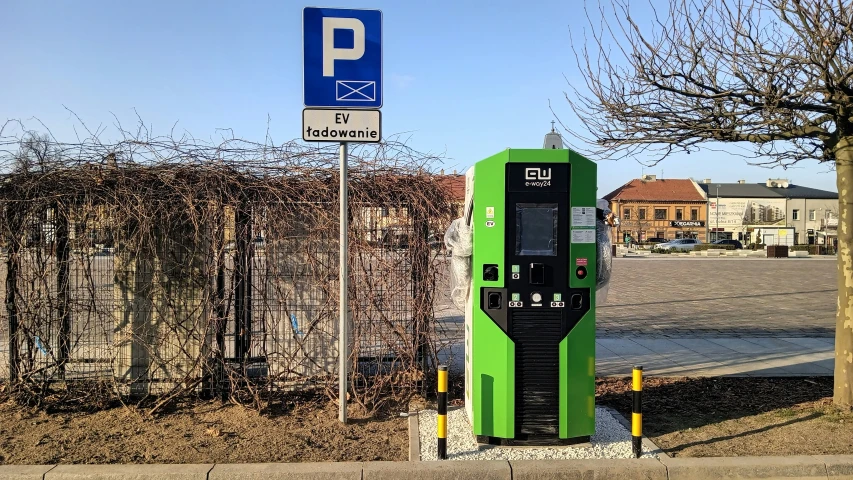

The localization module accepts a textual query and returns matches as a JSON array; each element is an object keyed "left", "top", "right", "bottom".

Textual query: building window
[
  {"left": 691, "top": 208, "right": 698, "bottom": 221},
  {"left": 676, "top": 208, "right": 683, "bottom": 220},
  {"left": 381, "top": 206, "right": 389, "bottom": 217},
  {"left": 623, "top": 208, "right": 631, "bottom": 220},
  {"left": 638, "top": 208, "right": 646, "bottom": 220},
  {"left": 654, "top": 208, "right": 667, "bottom": 220},
  {"left": 809, "top": 209, "right": 816, "bottom": 221},
  {"left": 656, "top": 231, "right": 664, "bottom": 239},
  {"left": 792, "top": 209, "right": 800, "bottom": 220}
]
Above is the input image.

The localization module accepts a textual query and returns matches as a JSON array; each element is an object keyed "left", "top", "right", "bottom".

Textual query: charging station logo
[{"left": 524, "top": 167, "right": 552, "bottom": 187}]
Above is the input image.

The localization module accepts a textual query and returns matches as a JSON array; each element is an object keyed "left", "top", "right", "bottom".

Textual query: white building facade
[{"left": 698, "top": 179, "right": 837, "bottom": 246}]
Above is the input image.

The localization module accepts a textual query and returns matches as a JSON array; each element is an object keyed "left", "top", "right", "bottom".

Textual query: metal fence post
[
  {"left": 56, "top": 203, "right": 71, "bottom": 379},
  {"left": 410, "top": 206, "right": 430, "bottom": 370},
  {"left": 5, "top": 219, "right": 20, "bottom": 384},
  {"left": 234, "top": 204, "right": 253, "bottom": 366}
]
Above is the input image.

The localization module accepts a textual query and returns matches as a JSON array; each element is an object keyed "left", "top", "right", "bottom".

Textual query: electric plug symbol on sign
[{"left": 303, "top": 8, "right": 383, "bottom": 108}]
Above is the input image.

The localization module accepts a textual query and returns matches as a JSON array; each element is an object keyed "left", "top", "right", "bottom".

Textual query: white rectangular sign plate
[
  {"left": 571, "top": 229, "right": 596, "bottom": 244},
  {"left": 303, "top": 108, "right": 381, "bottom": 143},
  {"left": 572, "top": 207, "right": 596, "bottom": 228}
]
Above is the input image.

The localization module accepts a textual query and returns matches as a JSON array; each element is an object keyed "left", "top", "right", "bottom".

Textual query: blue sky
[{"left": 0, "top": 0, "right": 838, "bottom": 197}]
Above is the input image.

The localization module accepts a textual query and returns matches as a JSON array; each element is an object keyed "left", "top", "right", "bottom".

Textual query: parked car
[
  {"left": 712, "top": 239, "right": 743, "bottom": 249},
  {"left": 656, "top": 238, "right": 703, "bottom": 251}
]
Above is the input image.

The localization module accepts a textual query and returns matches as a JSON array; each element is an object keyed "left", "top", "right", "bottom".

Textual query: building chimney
[
  {"left": 440, "top": 169, "right": 445, "bottom": 175},
  {"left": 738, "top": 180, "right": 746, "bottom": 184},
  {"left": 703, "top": 178, "right": 711, "bottom": 184},
  {"left": 641, "top": 174, "right": 656, "bottom": 182},
  {"left": 766, "top": 178, "right": 790, "bottom": 188}
]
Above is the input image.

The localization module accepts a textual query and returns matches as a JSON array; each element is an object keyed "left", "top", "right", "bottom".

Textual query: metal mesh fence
[{"left": 0, "top": 136, "right": 455, "bottom": 412}]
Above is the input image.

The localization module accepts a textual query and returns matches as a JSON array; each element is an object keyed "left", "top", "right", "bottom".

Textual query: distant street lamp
[
  {"left": 824, "top": 208, "right": 835, "bottom": 250},
  {"left": 716, "top": 185, "right": 721, "bottom": 241},
  {"left": 818, "top": 207, "right": 824, "bottom": 245}
]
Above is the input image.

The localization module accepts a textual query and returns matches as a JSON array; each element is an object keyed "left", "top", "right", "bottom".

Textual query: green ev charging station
[{"left": 459, "top": 145, "right": 598, "bottom": 445}]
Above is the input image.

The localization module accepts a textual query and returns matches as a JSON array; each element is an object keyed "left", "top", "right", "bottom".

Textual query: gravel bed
[{"left": 418, "top": 407, "right": 658, "bottom": 461}]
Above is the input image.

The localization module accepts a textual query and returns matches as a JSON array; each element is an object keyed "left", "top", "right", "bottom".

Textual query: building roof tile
[
  {"left": 436, "top": 174, "right": 466, "bottom": 201},
  {"left": 603, "top": 179, "right": 706, "bottom": 202}
]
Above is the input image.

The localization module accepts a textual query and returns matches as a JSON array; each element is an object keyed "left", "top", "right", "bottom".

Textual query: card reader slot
[{"left": 529, "top": 263, "right": 545, "bottom": 285}]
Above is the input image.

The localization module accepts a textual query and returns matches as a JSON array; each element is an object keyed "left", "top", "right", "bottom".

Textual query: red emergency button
[{"left": 576, "top": 266, "right": 587, "bottom": 279}]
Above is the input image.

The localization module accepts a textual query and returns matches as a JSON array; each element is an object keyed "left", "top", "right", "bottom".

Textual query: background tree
[
  {"left": 560, "top": 0, "right": 853, "bottom": 408},
  {"left": 617, "top": 204, "right": 655, "bottom": 242},
  {"left": 13, "top": 132, "right": 62, "bottom": 174}
]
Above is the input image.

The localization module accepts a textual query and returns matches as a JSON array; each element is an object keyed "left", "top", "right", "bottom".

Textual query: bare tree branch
[{"left": 558, "top": 0, "right": 853, "bottom": 168}]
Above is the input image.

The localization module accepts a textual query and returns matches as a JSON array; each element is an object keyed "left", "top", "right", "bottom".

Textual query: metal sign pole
[
  {"left": 303, "top": 6, "right": 381, "bottom": 424},
  {"left": 339, "top": 141, "right": 349, "bottom": 423}
]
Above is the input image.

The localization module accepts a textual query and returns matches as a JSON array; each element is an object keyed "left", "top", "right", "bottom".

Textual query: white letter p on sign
[{"left": 322, "top": 17, "right": 365, "bottom": 77}]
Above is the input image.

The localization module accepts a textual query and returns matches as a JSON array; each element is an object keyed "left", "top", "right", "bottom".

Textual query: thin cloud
[{"left": 391, "top": 73, "right": 415, "bottom": 89}]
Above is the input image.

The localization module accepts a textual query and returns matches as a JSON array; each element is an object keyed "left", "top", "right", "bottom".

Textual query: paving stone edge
[
  {"left": 408, "top": 411, "right": 420, "bottom": 462},
  {"left": 2, "top": 455, "right": 852, "bottom": 479}
]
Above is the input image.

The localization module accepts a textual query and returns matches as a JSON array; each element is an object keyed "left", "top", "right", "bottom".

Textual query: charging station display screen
[{"left": 515, "top": 203, "right": 558, "bottom": 256}]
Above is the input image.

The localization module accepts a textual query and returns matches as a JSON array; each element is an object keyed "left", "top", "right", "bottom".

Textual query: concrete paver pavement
[
  {"left": 434, "top": 257, "right": 838, "bottom": 377},
  {"left": 439, "top": 336, "right": 833, "bottom": 377},
  {"left": 598, "top": 257, "right": 836, "bottom": 337},
  {"left": 595, "top": 337, "right": 833, "bottom": 377}
]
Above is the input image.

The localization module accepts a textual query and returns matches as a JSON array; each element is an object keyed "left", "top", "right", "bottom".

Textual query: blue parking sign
[{"left": 303, "top": 7, "right": 382, "bottom": 108}]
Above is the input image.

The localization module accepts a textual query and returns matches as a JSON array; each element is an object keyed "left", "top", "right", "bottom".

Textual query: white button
[{"left": 531, "top": 292, "right": 542, "bottom": 303}]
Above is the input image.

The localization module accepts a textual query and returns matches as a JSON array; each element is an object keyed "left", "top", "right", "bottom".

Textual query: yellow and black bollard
[
  {"left": 437, "top": 364, "right": 448, "bottom": 459},
  {"left": 632, "top": 365, "right": 643, "bottom": 458}
]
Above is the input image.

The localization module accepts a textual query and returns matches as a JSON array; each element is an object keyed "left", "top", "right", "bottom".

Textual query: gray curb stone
[
  {"left": 661, "top": 455, "right": 829, "bottom": 479},
  {"left": 44, "top": 465, "right": 213, "bottom": 480},
  {"left": 510, "top": 459, "right": 667, "bottom": 480},
  {"left": 815, "top": 455, "right": 853, "bottom": 479},
  {"left": 363, "top": 460, "right": 511, "bottom": 480},
  {"left": 3, "top": 455, "right": 853, "bottom": 479},
  {"left": 0, "top": 465, "right": 56, "bottom": 480},
  {"left": 209, "top": 462, "right": 362, "bottom": 480}
]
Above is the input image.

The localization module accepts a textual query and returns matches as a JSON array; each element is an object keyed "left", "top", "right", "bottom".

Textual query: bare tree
[
  {"left": 560, "top": 0, "right": 853, "bottom": 408},
  {"left": 14, "top": 132, "right": 61, "bottom": 173},
  {"left": 615, "top": 204, "right": 656, "bottom": 243}
]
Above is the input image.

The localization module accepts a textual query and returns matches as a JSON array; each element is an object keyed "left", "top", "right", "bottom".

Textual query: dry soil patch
[
  {"left": 0, "top": 396, "right": 406, "bottom": 464},
  {"left": 597, "top": 376, "right": 853, "bottom": 457}
]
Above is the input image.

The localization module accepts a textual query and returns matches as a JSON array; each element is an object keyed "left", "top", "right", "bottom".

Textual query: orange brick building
[{"left": 603, "top": 175, "right": 709, "bottom": 243}]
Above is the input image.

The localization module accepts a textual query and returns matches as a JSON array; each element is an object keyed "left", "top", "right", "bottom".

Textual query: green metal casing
[{"left": 464, "top": 148, "right": 597, "bottom": 441}]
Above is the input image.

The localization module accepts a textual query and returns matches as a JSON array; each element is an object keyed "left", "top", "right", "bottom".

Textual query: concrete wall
[{"left": 113, "top": 226, "right": 210, "bottom": 396}]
